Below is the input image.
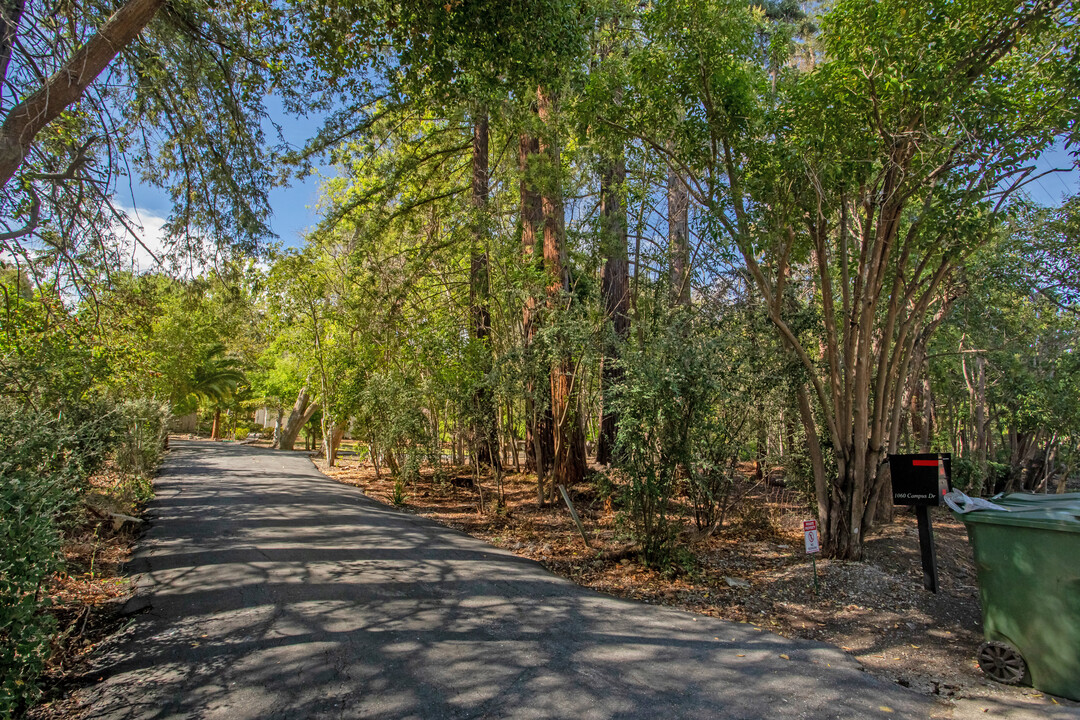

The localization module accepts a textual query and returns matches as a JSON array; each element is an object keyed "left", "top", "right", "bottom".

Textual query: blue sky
[
  {"left": 120, "top": 98, "right": 328, "bottom": 254},
  {"left": 1026, "top": 144, "right": 1079, "bottom": 205}
]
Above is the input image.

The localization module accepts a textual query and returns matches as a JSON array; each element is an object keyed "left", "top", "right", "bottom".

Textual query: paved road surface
[{"left": 79, "top": 441, "right": 945, "bottom": 719}]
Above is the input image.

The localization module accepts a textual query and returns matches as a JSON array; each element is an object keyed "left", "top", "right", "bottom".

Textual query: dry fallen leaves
[{"left": 313, "top": 456, "right": 1044, "bottom": 711}]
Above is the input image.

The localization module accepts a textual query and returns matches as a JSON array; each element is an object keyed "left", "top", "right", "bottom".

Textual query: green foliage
[
  {"left": 184, "top": 345, "right": 247, "bottom": 408},
  {"left": 950, "top": 457, "right": 980, "bottom": 494},
  {"left": 113, "top": 399, "right": 172, "bottom": 482},
  {"left": 353, "top": 373, "right": 433, "bottom": 472},
  {"left": 91, "top": 270, "right": 258, "bottom": 416},
  {"left": 0, "top": 279, "right": 171, "bottom": 715},
  {"left": 0, "top": 403, "right": 111, "bottom": 715},
  {"left": 613, "top": 309, "right": 716, "bottom": 565},
  {"left": 0, "top": 400, "right": 168, "bottom": 716},
  {"left": 1, "top": 2, "right": 288, "bottom": 298},
  {"left": 0, "top": 282, "right": 107, "bottom": 412},
  {"left": 389, "top": 477, "right": 408, "bottom": 507},
  {"left": 929, "top": 198, "right": 1080, "bottom": 493}
]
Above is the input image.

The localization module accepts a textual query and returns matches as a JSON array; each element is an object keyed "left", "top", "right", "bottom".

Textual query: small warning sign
[{"left": 803, "top": 519, "right": 820, "bottom": 554}]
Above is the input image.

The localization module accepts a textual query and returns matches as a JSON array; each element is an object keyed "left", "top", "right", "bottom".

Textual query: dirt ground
[{"left": 315, "top": 454, "right": 1080, "bottom": 718}]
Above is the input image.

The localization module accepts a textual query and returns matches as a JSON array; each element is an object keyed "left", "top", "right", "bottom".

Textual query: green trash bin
[{"left": 957, "top": 493, "right": 1080, "bottom": 701}]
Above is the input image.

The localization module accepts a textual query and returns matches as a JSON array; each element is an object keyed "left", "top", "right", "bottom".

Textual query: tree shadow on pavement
[{"left": 76, "top": 441, "right": 941, "bottom": 720}]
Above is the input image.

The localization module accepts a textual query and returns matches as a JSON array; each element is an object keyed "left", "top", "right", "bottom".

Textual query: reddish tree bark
[
  {"left": 537, "top": 86, "right": 586, "bottom": 490},
  {"left": 470, "top": 110, "right": 499, "bottom": 469},
  {"left": 0, "top": 0, "right": 166, "bottom": 188},
  {"left": 596, "top": 151, "right": 629, "bottom": 466},
  {"left": 520, "top": 129, "right": 555, "bottom": 498}
]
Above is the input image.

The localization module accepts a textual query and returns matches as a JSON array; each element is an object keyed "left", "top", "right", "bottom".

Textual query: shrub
[
  {"left": 113, "top": 399, "right": 171, "bottom": 480},
  {"left": 950, "top": 456, "right": 979, "bottom": 493},
  {"left": 389, "top": 477, "right": 408, "bottom": 506},
  {"left": 0, "top": 404, "right": 112, "bottom": 716},
  {"left": 0, "top": 398, "right": 167, "bottom": 716},
  {"left": 612, "top": 313, "right": 710, "bottom": 566},
  {"left": 611, "top": 301, "right": 757, "bottom": 565}
]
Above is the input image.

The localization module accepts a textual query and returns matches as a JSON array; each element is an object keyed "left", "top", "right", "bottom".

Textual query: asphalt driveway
[{"left": 78, "top": 440, "right": 941, "bottom": 719}]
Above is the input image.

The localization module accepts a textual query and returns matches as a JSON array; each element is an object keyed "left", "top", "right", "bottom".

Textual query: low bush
[
  {"left": 0, "top": 399, "right": 169, "bottom": 716},
  {"left": 0, "top": 405, "right": 105, "bottom": 715},
  {"left": 390, "top": 477, "right": 408, "bottom": 506},
  {"left": 612, "top": 312, "right": 711, "bottom": 566},
  {"left": 114, "top": 399, "right": 171, "bottom": 480}
]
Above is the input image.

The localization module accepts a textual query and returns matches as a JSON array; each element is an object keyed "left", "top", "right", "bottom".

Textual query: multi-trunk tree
[{"left": 612, "top": 0, "right": 1080, "bottom": 558}]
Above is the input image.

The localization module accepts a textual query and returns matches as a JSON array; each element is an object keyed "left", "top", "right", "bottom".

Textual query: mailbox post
[{"left": 888, "top": 453, "right": 951, "bottom": 594}]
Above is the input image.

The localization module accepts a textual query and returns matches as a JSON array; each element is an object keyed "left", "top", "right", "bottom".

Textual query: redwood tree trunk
[
  {"left": 596, "top": 150, "right": 629, "bottom": 466},
  {"left": 470, "top": 110, "right": 499, "bottom": 470},
  {"left": 519, "top": 129, "right": 555, "bottom": 494},
  {"left": 538, "top": 86, "right": 585, "bottom": 490}
]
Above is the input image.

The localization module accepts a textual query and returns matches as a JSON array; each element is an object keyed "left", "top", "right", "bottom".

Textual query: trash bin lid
[{"left": 959, "top": 493, "right": 1080, "bottom": 532}]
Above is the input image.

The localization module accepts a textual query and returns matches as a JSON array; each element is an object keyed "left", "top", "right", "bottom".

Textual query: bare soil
[{"left": 315, "top": 455, "right": 1079, "bottom": 717}]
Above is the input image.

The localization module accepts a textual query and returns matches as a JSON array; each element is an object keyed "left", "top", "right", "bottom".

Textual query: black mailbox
[
  {"left": 889, "top": 453, "right": 952, "bottom": 594},
  {"left": 890, "top": 453, "right": 951, "bottom": 506}
]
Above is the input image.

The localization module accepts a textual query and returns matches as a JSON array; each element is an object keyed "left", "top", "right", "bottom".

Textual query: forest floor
[{"left": 315, "top": 454, "right": 1078, "bottom": 717}]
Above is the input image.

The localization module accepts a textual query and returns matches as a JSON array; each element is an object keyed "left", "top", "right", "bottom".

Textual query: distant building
[
  {"left": 171, "top": 412, "right": 197, "bottom": 433},
  {"left": 254, "top": 407, "right": 278, "bottom": 429}
]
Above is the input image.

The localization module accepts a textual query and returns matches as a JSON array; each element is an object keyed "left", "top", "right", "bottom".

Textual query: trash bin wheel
[{"left": 977, "top": 641, "right": 1029, "bottom": 685}]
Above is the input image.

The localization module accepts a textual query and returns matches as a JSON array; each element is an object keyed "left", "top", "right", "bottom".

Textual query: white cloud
[
  {"left": 116, "top": 205, "right": 170, "bottom": 274},
  {"left": 115, "top": 205, "right": 215, "bottom": 278}
]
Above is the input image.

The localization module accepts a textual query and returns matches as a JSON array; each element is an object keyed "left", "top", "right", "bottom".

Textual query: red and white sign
[{"left": 803, "top": 519, "right": 820, "bottom": 554}]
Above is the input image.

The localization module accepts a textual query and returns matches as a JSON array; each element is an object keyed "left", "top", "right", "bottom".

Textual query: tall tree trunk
[
  {"left": 520, "top": 128, "right": 555, "bottom": 494},
  {"left": 470, "top": 110, "right": 499, "bottom": 470},
  {"left": 921, "top": 377, "right": 934, "bottom": 452},
  {"left": 537, "top": 86, "right": 585, "bottom": 491},
  {"left": 508, "top": 400, "right": 521, "bottom": 472},
  {"left": 668, "top": 163, "right": 690, "bottom": 307},
  {"left": 279, "top": 386, "right": 319, "bottom": 452},
  {"left": 596, "top": 149, "right": 629, "bottom": 466},
  {"left": 521, "top": 130, "right": 539, "bottom": 477},
  {"left": 755, "top": 402, "right": 767, "bottom": 481},
  {"left": 796, "top": 384, "right": 831, "bottom": 537},
  {"left": 272, "top": 406, "right": 283, "bottom": 449},
  {"left": 325, "top": 420, "right": 346, "bottom": 467},
  {"left": 783, "top": 406, "right": 796, "bottom": 464},
  {"left": 0, "top": 0, "right": 166, "bottom": 188},
  {"left": 974, "top": 355, "right": 988, "bottom": 491},
  {"left": 210, "top": 407, "right": 222, "bottom": 441},
  {"left": 909, "top": 372, "right": 925, "bottom": 451}
]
